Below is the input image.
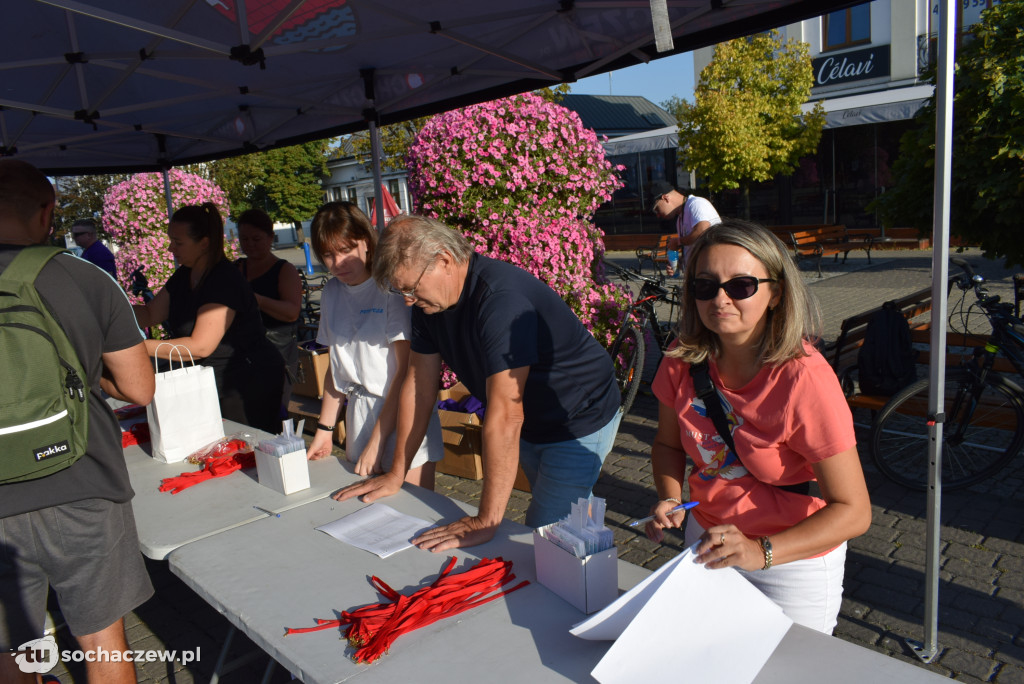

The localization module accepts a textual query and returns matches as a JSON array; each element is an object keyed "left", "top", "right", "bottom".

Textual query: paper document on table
[
  {"left": 586, "top": 544, "right": 793, "bottom": 684},
  {"left": 315, "top": 504, "right": 434, "bottom": 559},
  {"left": 570, "top": 550, "right": 687, "bottom": 640}
]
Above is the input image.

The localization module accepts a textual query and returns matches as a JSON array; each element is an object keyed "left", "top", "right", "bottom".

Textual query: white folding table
[
  {"left": 167, "top": 492, "right": 948, "bottom": 683},
  {"left": 123, "top": 420, "right": 355, "bottom": 560}
]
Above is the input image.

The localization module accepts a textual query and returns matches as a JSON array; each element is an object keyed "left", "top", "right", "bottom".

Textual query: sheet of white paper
[
  {"left": 315, "top": 504, "right": 434, "bottom": 559},
  {"left": 570, "top": 550, "right": 687, "bottom": 640},
  {"left": 591, "top": 545, "right": 793, "bottom": 684}
]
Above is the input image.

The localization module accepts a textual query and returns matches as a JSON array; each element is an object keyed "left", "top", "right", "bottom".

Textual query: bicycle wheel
[
  {"left": 608, "top": 321, "right": 645, "bottom": 416},
  {"left": 870, "top": 369, "right": 1024, "bottom": 490}
]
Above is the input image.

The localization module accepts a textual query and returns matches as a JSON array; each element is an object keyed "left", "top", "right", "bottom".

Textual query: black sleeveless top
[{"left": 238, "top": 258, "right": 293, "bottom": 331}]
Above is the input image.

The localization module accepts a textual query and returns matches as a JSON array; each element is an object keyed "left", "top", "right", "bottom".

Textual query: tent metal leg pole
[
  {"left": 906, "top": 0, "right": 956, "bottom": 664},
  {"left": 162, "top": 167, "right": 173, "bottom": 220},
  {"left": 369, "top": 119, "right": 385, "bottom": 232}
]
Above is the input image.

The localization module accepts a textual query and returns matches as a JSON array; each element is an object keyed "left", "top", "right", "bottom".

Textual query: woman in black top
[
  {"left": 235, "top": 208, "right": 302, "bottom": 406},
  {"left": 133, "top": 203, "right": 285, "bottom": 433}
]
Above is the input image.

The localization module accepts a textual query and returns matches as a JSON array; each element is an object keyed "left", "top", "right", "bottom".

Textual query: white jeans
[{"left": 685, "top": 515, "right": 846, "bottom": 634}]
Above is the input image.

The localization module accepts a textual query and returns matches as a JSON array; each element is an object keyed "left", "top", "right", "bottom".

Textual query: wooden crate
[
  {"left": 437, "top": 383, "right": 530, "bottom": 491},
  {"left": 293, "top": 345, "right": 330, "bottom": 399}
]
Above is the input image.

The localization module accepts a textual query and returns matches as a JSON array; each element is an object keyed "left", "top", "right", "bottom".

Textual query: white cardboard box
[
  {"left": 254, "top": 448, "right": 310, "bottom": 496},
  {"left": 533, "top": 529, "right": 618, "bottom": 614}
]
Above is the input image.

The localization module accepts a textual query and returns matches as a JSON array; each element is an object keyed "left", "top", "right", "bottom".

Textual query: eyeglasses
[
  {"left": 388, "top": 258, "right": 433, "bottom": 301},
  {"left": 72, "top": 232, "right": 90, "bottom": 237},
  {"left": 691, "top": 276, "right": 776, "bottom": 301}
]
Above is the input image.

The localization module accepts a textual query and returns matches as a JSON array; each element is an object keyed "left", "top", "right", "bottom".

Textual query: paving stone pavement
[{"left": 45, "top": 247, "right": 1024, "bottom": 683}]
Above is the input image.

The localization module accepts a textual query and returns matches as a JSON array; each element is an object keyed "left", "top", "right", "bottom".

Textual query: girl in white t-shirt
[{"left": 305, "top": 202, "right": 443, "bottom": 488}]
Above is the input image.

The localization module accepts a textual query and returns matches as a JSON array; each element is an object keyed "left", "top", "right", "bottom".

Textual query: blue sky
[{"left": 569, "top": 52, "right": 696, "bottom": 110}]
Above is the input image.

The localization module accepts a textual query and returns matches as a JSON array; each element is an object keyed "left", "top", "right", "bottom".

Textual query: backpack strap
[
  {"left": 689, "top": 360, "right": 816, "bottom": 498},
  {"left": 0, "top": 246, "right": 67, "bottom": 286}
]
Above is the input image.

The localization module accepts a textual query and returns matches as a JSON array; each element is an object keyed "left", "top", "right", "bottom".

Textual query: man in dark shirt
[
  {"left": 0, "top": 160, "right": 155, "bottom": 684},
  {"left": 71, "top": 217, "right": 118, "bottom": 278},
  {"left": 337, "top": 215, "right": 621, "bottom": 551}
]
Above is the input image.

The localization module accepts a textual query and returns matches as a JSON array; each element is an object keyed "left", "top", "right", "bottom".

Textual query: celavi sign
[{"left": 812, "top": 45, "right": 891, "bottom": 87}]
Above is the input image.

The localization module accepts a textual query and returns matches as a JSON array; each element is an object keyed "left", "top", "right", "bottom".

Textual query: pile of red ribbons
[
  {"left": 121, "top": 422, "right": 150, "bottom": 448},
  {"left": 285, "top": 556, "right": 529, "bottom": 663},
  {"left": 158, "top": 440, "right": 255, "bottom": 494}
]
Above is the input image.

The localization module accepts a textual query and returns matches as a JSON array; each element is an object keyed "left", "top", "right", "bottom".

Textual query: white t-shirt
[
  {"left": 677, "top": 195, "right": 722, "bottom": 267},
  {"left": 317, "top": 277, "right": 410, "bottom": 398}
]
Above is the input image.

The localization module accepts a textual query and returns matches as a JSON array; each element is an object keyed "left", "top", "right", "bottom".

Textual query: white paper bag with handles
[{"left": 146, "top": 344, "right": 225, "bottom": 463}]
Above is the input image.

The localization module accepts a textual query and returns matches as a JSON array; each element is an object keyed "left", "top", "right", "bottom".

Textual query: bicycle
[
  {"left": 869, "top": 257, "right": 1024, "bottom": 490},
  {"left": 298, "top": 272, "right": 329, "bottom": 341},
  {"left": 602, "top": 260, "right": 682, "bottom": 415}
]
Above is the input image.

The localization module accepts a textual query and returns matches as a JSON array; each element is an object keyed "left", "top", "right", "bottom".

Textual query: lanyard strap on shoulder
[{"left": 689, "top": 360, "right": 741, "bottom": 466}]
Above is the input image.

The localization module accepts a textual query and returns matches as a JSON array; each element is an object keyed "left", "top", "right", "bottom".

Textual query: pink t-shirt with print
[{"left": 652, "top": 343, "right": 856, "bottom": 550}]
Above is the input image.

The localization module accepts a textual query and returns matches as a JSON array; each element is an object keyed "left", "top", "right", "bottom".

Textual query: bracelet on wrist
[
  {"left": 316, "top": 422, "right": 335, "bottom": 432},
  {"left": 758, "top": 536, "right": 774, "bottom": 570},
  {"left": 660, "top": 497, "right": 682, "bottom": 506}
]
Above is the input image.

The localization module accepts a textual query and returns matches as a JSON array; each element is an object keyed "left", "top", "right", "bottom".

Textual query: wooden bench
[
  {"left": 826, "top": 279, "right": 1017, "bottom": 411},
  {"left": 770, "top": 225, "right": 873, "bottom": 277},
  {"left": 827, "top": 286, "right": 937, "bottom": 397},
  {"left": 636, "top": 234, "right": 673, "bottom": 276}
]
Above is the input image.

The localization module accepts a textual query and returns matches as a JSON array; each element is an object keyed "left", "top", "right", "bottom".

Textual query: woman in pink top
[{"left": 646, "top": 219, "right": 871, "bottom": 633}]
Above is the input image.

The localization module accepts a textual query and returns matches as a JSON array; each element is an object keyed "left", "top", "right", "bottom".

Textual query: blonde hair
[{"left": 669, "top": 219, "right": 821, "bottom": 366}]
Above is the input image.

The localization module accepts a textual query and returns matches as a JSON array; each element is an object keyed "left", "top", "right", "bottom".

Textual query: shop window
[
  {"left": 387, "top": 179, "right": 402, "bottom": 210},
  {"left": 347, "top": 187, "right": 357, "bottom": 203},
  {"left": 823, "top": 5, "right": 870, "bottom": 51},
  {"left": 928, "top": 0, "right": 1000, "bottom": 51}
]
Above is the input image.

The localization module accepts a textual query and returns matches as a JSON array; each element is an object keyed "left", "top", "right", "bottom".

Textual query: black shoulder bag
[{"left": 689, "top": 360, "right": 817, "bottom": 498}]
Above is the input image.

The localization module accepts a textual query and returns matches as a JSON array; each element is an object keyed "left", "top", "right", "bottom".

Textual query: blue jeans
[{"left": 518, "top": 410, "right": 623, "bottom": 528}]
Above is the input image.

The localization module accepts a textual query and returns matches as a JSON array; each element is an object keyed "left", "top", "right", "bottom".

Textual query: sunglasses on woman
[{"left": 691, "top": 276, "right": 776, "bottom": 301}]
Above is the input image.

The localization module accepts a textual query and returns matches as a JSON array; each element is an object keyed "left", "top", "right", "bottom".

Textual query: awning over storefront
[
  {"left": 804, "top": 85, "right": 934, "bottom": 129},
  {"left": 601, "top": 125, "right": 678, "bottom": 156}
]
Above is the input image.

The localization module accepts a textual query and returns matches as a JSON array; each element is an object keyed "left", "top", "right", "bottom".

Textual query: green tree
[
  {"left": 196, "top": 154, "right": 263, "bottom": 221},
  {"left": 873, "top": 0, "right": 1024, "bottom": 266},
  {"left": 676, "top": 31, "right": 824, "bottom": 219},
  {"left": 194, "top": 140, "right": 330, "bottom": 240},
  {"left": 256, "top": 140, "right": 331, "bottom": 242},
  {"left": 53, "top": 173, "right": 129, "bottom": 235}
]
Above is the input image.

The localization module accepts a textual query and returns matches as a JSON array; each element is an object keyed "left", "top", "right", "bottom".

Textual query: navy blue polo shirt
[{"left": 411, "top": 254, "right": 619, "bottom": 443}]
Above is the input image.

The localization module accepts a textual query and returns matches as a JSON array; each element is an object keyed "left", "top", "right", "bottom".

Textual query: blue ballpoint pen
[{"left": 628, "top": 501, "right": 699, "bottom": 527}]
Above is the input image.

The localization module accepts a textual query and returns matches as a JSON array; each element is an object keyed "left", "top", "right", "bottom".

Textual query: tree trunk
[
  {"left": 294, "top": 220, "right": 306, "bottom": 245},
  {"left": 740, "top": 183, "right": 751, "bottom": 221}
]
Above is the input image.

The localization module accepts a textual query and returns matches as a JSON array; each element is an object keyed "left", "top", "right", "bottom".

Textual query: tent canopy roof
[{"left": 3, "top": 0, "right": 859, "bottom": 175}]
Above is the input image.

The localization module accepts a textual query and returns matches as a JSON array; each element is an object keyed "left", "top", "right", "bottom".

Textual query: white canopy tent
[{"left": 0, "top": 0, "right": 958, "bottom": 664}]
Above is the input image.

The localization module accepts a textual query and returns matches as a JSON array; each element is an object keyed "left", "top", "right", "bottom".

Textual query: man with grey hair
[
  {"left": 336, "top": 215, "right": 621, "bottom": 551},
  {"left": 71, "top": 217, "right": 117, "bottom": 278}
]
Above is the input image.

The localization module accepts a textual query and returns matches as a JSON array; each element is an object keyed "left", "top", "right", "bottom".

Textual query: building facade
[{"left": 689, "top": 0, "right": 999, "bottom": 229}]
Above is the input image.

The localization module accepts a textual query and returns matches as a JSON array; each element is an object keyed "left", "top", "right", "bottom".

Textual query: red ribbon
[
  {"left": 284, "top": 556, "right": 529, "bottom": 663},
  {"left": 121, "top": 422, "right": 151, "bottom": 447},
  {"left": 158, "top": 446, "right": 255, "bottom": 494}
]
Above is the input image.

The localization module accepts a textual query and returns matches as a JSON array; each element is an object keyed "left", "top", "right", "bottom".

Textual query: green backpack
[{"left": 0, "top": 246, "right": 89, "bottom": 483}]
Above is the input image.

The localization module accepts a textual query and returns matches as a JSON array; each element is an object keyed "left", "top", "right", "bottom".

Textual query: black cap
[{"left": 648, "top": 180, "right": 676, "bottom": 205}]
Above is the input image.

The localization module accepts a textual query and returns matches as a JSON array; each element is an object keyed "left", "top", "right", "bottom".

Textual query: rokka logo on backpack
[{"left": 33, "top": 441, "right": 70, "bottom": 461}]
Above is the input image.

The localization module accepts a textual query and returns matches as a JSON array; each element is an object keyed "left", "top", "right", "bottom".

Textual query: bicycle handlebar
[{"left": 602, "top": 259, "right": 675, "bottom": 296}]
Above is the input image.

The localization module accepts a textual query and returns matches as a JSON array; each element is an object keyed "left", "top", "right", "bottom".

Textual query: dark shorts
[{"left": 0, "top": 498, "right": 154, "bottom": 649}]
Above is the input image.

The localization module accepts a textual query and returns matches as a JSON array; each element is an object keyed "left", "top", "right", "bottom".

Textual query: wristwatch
[{"left": 758, "top": 536, "right": 773, "bottom": 570}]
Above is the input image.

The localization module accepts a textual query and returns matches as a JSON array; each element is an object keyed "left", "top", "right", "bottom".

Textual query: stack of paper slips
[{"left": 537, "top": 496, "right": 614, "bottom": 559}]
